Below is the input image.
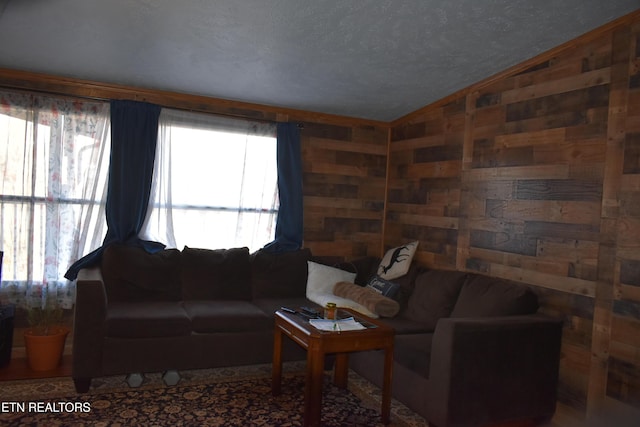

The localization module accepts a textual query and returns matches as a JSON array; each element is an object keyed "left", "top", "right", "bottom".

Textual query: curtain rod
[{"left": 0, "top": 85, "right": 304, "bottom": 128}]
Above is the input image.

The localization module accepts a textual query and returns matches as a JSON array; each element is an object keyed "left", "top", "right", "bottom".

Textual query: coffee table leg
[
  {"left": 304, "top": 345, "right": 324, "bottom": 427},
  {"left": 272, "top": 326, "right": 282, "bottom": 396},
  {"left": 381, "top": 344, "right": 393, "bottom": 424},
  {"left": 334, "top": 353, "right": 349, "bottom": 388}
]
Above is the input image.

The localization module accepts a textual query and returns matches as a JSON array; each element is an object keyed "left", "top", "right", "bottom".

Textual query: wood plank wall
[
  {"left": 300, "top": 122, "right": 388, "bottom": 263},
  {"left": 387, "top": 15, "right": 640, "bottom": 423}
]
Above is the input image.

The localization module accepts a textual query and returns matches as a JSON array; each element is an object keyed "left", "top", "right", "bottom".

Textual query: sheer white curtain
[
  {"left": 141, "top": 108, "right": 279, "bottom": 252},
  {"left": 0, "top": 91, "right": 110, "bottom": 309}
]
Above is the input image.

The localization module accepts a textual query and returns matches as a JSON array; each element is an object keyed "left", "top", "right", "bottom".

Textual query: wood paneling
[
  {"left": 388, "top": 12, "right": 640, "bottom": 422},
  {"left": 386, "top": 99, "right": 465, "bottom": 267},
  {"left": 606, "top": 19, "right": 640, "bottom": 412},
  {"left": 301, "top": 122, "right": 388, "bottom": 260}
]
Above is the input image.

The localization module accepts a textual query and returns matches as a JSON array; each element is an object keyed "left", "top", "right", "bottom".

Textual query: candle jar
[{"left": 324, "top": 302, "right": 337, "bottom": 320}]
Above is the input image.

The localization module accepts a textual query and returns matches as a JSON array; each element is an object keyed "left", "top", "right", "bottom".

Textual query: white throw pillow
[
  {"left": 305, "top": 261, "right": 378, "bottom": 318},
  {"left": 377, "top": 241, "right": 419, "bottom": 280}
]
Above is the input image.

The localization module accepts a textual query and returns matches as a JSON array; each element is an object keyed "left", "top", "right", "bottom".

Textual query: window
[
  {"left": 141, "top": 108, "right": 279, "bottom": 252},
  {"left": 0, "top": 94, "right": 278, "bottom": 308},
  {"left": 0, "top": 91, "right": 110, "bottom": 308}
]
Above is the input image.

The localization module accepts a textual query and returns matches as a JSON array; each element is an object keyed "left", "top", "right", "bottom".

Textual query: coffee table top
[{"left": 275, "top": 307, "right": 394, "bottom": 338}]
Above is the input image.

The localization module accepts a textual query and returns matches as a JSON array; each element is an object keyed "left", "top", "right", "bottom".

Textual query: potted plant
[{"left": 23, "top": 297, "right": 70, "bottom": 371}]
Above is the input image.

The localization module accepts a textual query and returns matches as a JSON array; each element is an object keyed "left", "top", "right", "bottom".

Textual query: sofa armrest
[
  {"left": 427, "top": 315, "right": 563, "bottom": 427},
  {"left": 72, "top": 266, "right": 108, "bottom": 381}
]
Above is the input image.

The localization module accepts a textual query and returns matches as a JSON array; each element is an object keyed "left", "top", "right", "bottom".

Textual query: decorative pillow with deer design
[{"left": 377, "top": 241, "right": 419, "bottom": 280}]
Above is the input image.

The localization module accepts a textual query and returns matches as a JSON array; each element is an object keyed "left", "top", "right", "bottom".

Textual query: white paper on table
[{"left": 308, "top": 317, "right": 366, "bottom": 332}]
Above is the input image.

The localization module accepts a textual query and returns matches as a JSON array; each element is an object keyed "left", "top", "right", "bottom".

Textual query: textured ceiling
[{"left": 0, "top": 0, "right": 638, "bottom": 122}]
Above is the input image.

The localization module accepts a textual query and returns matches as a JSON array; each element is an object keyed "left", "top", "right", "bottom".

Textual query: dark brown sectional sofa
[
  {"left": 72, "top": 244, "right": 319, "bottom": 393},
  {"left": 346, "top": 260, "right": 563, "bottom": 427},
  {"left": 72, "top": 245, "right": 563, "bottom": 427}
]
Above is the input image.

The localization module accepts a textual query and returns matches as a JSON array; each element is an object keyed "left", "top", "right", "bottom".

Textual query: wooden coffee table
[{"left": 271, "top": 308, "right": 394, "bottom": 427}]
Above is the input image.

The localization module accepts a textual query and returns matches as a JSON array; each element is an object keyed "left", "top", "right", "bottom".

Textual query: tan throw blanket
[{"left": 333, "top": 281, "right": 400, "bottom": 318}]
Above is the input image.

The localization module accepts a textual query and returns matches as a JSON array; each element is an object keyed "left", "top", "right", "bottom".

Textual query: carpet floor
[{"left": 0, "top": 362, "right": 429, "bottom": 426}]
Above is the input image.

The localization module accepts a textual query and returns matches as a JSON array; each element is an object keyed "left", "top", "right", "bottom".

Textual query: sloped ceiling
[{"left": 0, "top": 0, "right": 638, "bottom": 122}]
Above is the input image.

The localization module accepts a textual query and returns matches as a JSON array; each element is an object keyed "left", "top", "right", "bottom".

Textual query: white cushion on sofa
[{"left": 305, "top": 261, "right": 378, "bottom": 318}]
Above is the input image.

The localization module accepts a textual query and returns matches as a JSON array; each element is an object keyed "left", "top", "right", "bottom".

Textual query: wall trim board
[
  {"left": 0, "top": 67, "right": 388, "bottom": 129},
  {"left": 381, "top": 126, "right": 392, "bottom": 257}
]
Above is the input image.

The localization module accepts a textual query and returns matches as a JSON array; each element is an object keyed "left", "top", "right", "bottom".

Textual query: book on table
[{"left": 308, "top": 317, "right": 366, "bottom": 332}]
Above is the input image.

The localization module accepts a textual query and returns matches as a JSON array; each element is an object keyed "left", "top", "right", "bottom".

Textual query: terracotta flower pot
[{"left": 23, "top": 326, "right": 70, "bottom": 371}]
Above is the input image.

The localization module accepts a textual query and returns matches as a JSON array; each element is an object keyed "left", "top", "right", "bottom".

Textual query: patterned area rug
[{"left": 0, "top": 362, "right": 429, "bottom": 426}]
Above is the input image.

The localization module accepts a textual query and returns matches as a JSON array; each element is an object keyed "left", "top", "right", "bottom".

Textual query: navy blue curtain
[
  {"left": 65, "top": 100, "right": 162, "bottom": 280},
  {"left": 263, "top": 122, "right": 303, "bottom": 252}
]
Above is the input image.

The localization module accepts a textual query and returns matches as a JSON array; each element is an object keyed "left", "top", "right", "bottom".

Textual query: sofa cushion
[
  {"left": 335, "top": 256, "right": 381, "bottom": 286},
  {"left": 333, "top": 281, "right": 400, "bottom": 318},
  {"left": 391, "top": 263, "right": 424, "bottom": 311},
  {"left": 450, "top": 274, "right": 539, "bottom": 318},
  {"left": 394, "top": 333, "right": 434, "bottom": 379},
  {"left": 250, "top": 248, "right": 312, "bottom": 299},
  {"left": 105, "top": 302, "right": 191, "bottom": 338},
  {"left": 252, "top": 297, "right": 322, "bottom": 317},
  {"left": 377, "top": 241, "right": 419, "bottom": 280},
  {"left": 181, "top": 246, "right": 252, "bottom": 300},
  {"left": 366, "top": 275, "right": 401, "bottom": 300},
  {"left": 378, "top": 316, "right": 435, "bottom": 334},
  {"left": 101, "top": 244, "right": 182, "bottom": 302},
  {"left": 306, "top": 261, "right": 378, "bottom": 317},
  {"left": 403, "top": 269, "right": 467, "bottom": 330},
  {"left": 182, "top": 301, "right": 271, "bottom": 333}
]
